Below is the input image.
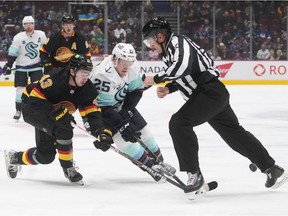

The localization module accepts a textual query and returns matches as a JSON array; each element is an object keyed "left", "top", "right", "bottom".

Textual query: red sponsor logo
[
  {"left": 253, "top": 64, "right": 266, "bottom": 76},
  {"left": 253, "top": 64, "right": 287, "bottom": 76},
  {"left": 216, "top": 62, "right": 233, "bottom": 78}
]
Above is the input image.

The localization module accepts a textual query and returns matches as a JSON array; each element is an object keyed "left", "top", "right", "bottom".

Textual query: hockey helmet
[
  {"left": 22, "top": 16, "right": 34, "bottom": 25},
  {"left": 62, "top": 14, "right": 75, "bottom": 23},
  {"left": 112, "top": 43, "right": 136, "bottom": 62},
  {"left": 69, "top": 54, "right": 93, "bottom": 72},
  {"left": 142, "top": 16, "right": 171, "bottom": 39}
]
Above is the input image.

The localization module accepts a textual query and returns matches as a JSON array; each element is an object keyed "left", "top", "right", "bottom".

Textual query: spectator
[
  {"left": 257, "top": 44, "right": 270, "bottom": 60},
  {"left": 89, "top": 38, "right": 99, "bottom": 55},
  {"left": 114, "top": 23, "right": 126, "bottom": 42}
]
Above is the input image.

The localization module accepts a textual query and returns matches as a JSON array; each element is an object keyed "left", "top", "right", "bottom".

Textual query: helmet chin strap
[
  {"left": 154, "top": 31, "right": 167, "bottom": 55},
  {"left": 156, "top": 37, "right": 166, "bottom": 55},
  {"left": 70, "top": 67, "right": 79, "bottom": 88}
]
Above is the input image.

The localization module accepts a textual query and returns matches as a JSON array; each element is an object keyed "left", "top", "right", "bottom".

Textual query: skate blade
[
  {"left": 4, "top": 150, "right": 11, "bottom": 178},
  {"left": 186, "top": 184, "right": 208, "bottom": 200},
  {"left": 71, "top": 180, "right": 84, "bottom": 186},
  {"left": 13, "top": 116, "right": 21, "bottom": 122},
  {"left": 272, "top": 172, "right": 288, "bottom": 189}
]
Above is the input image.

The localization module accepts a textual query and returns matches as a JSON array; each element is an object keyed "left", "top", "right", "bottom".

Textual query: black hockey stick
[
  {"left": 136, "top": 137, "right": 186, "bottom": 187},
  {"left": 73, "top": 122, "right": 218, "bottom": 193},
  {"left": 136, "top": 138, "right": 218, "bottom": 192},
  {"left": 72, "top": 122, "right": 193, "bottom": 191}
]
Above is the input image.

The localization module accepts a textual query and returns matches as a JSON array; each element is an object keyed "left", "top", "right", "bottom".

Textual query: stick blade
[{"left": 207, "top": 181, "right": 218, "bottom": 191}]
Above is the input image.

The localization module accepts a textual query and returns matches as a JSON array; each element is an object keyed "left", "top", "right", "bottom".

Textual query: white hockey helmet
[
  {"left": 112, "top": 43, "right": 136, "bottom": 62},
  {"left": 22, "top": 16, "right": 34, "bottom": 25}
]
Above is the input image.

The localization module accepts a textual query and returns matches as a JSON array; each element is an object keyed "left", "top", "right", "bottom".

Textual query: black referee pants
[{"left": 169, "top": 79, "right": 275, "bottom": 173}]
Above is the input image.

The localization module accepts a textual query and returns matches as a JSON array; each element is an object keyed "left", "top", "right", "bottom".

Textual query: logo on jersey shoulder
[
  {"left": 115, "top": 83, "right": 128, "bottom": 102},
  {"left": 25, "top": 42, "right": 39, "bottom": 59},
  {"left": 54, "top": 47, "right": 74, "bottom": 62}
]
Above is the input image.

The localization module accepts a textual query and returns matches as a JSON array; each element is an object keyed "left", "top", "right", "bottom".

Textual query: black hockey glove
[
  {"left": 51, "top": 107, "right": 75, "bottom": 125},
  {"left": 2, "top": 64, "right": 12, "bottom": 75},
  {"left": 119, "top": 122, "right": 141, "bottom": 143},
  {"left": 50, "top": 107, "right": 76, "bottom": 140},
  {"left": 93, "top": 129, "right": 113, "bottom": 152}
]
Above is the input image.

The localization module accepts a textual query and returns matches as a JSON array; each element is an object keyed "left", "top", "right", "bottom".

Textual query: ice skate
[
  {"left": 144, "top": 158, "right": 161, "bottom": 182},
  {"left": 63, "top": 165, "right": 84, "bottom": 185},
  {"left": 185, "top": 171, "right": 205, "bottom": 200},
  {"left": 4, "top": 150, "right": 21, "bottom": 179},
  {"left": 13, "top": 110, "right": 21, "bottom": 121},
  {"left": 152, "top": 162, "right": 176, "bottom": 177},
  {"left": 265, "top": 164, "right": 288, "bottom": 189}
]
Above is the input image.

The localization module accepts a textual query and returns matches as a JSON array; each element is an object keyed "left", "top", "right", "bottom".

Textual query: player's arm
[
  {"left": 79, "top": 100, "right": 104, "bottom": 134},
  {"left": 123, "top": 72, "right": 144, "bottom": 108},
  {"left": 22, "top": 76, "right": 54, "bottom": 133},
  {"left": 2, "top": 35, "right": 21, "bottom": 75},
  {"left": 80, "top": 95, "right": 113, "bottom": 152},
  {"left": 40, "top": 37, "right": 54, "bottom": 73}
]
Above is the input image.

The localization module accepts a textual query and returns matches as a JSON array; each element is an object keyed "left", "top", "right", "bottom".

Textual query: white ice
[{"left": 0, "top": 85, "right": 287, "bottom": 216}]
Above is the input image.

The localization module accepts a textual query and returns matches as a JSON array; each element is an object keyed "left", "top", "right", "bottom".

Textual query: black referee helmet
[{"left": 142, "top": 16, "right": 171, "bottom": 39}]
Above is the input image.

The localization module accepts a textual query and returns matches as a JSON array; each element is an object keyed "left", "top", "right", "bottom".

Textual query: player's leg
[
  {"left": 112, "top": 132, "right": 161, "bottom": 181},
  {"left": 169, "top": 80, "right": 229, "bottom": 191},
  {"left": 131, "top": 109, "right": 163, "bottom": 160},
  {"left": 13, "top": 71, "right": 28, "bottom": 120},
  {"left": 4, "top": 128, "right": 56, "bottom": 179},
  {"left": 208, "top": 103, "right": 286, "bottom": 188}
]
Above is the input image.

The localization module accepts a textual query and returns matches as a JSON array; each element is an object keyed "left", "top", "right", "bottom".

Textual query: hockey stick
[
  {"left": 72, "top": 122, "right": 191, "bottom": 191},
  {"left": 135, "top": 138, "right": 218, "bottom": 193},
  {"left": 136, "top": 137, "right": 186, "bottom": 187},
  {"left": 73, "top": 122, "right": 218, "bottom": 193}
]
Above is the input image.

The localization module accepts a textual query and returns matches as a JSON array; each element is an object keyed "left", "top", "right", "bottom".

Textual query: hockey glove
[
  {"left": 51, "top": 107, "right": 76, "bottom": 140},
  {"left": 93, "top": 129, "right": 113, "bottom": 152},
  {"left": 119, "top": 122, "right": 141, "bottom": 143},
  {"left": 2, "top": 64, "right": 12, "bottom": 75},
  {"left": 51, "top": 107, "right": 75, "bottom": 125}
]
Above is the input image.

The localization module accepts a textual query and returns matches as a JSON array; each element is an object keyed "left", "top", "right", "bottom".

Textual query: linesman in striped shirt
[{"left": 142, "top": 17, "right": 286, "bottom": 195}]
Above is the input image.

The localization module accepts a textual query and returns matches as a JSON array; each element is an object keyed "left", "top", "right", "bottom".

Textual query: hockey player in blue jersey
[{"left": 88, "top": 42, "right": 175, "bottom": 181}]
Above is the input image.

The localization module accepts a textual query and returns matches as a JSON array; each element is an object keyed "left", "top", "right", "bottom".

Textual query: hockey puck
[{"left": 249, "top": 163, "right": 258, "bottom": 172}]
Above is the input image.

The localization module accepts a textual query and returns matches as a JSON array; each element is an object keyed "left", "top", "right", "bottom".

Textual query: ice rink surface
[{"left": 0, "top": 85, "right": 287, "bottom": 216}]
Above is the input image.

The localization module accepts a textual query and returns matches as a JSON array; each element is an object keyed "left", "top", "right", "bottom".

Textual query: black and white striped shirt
[{"left": 154, "top": 33, "right": 220, "bottom": 100}]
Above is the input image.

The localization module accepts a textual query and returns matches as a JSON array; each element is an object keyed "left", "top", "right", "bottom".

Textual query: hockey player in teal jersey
[
  {"left": 2, "top": 16, "right": 46, "bottom": 121},
  {"left": 88, "top": 42, "right": 175, "bottom": 181}
]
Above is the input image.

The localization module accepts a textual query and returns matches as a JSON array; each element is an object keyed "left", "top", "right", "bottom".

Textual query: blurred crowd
[
  {"left": 0, "top": 0, "right": 287, "bottom": 60},
  {"left": 177, "top": 1, "right": 287, "bottom": 60}
]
